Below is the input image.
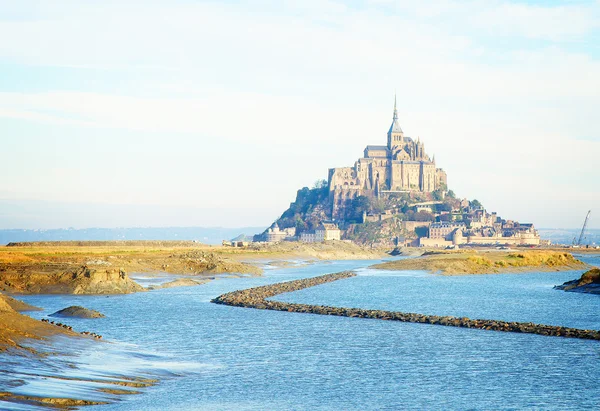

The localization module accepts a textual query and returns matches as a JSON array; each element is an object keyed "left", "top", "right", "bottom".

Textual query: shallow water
[{"left": 2, "top": 256, "right": 600, "bottom": 410}]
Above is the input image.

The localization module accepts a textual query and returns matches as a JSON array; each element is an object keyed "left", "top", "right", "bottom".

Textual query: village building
[
  {"left": 300, "top": 223, "right": 341, "bottom": 243},
  {"left": 420, "top": 214, "right": 540, "bottom": 247},
  {"left": 253, "top": 223, "right": 296, "bottom": 243}
]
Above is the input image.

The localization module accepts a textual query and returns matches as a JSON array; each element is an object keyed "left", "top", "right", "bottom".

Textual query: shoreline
[
  {"left": 371, "top": 250, "right": 588, "bottom": 275},
  {"left": 0, "top": 241, "right": 389, "bottom": 407},
  {"left": 0, "top": 240, "right": 387, "bottom": 295}
]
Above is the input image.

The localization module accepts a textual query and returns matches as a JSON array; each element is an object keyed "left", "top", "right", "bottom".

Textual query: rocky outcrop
[
  {"left": 212, "top": 272, "right": 600, "bottom": 341},
  {"left": 555, "top": 268, "right": 600, "bottom": 294},
  {"left": 0, "top": 294, "right": 15, "bottom": 313},
  {"left": 0, "top": 265, "right": 145, "bottom": 294},
  {"left": 66, "top": 266, "right": 145, "bottom": 294},
  {"left": 147, "top": 278, "right": 209, "bottom": 290},
  {"left": 50, "top": 306, "right": 105, "bottom": 319},
  {"left": 167, "top": 251, "right": 261, "bottom": 275}
]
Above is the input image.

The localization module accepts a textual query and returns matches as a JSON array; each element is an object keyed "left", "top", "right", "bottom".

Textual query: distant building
[
  {"left": 428, "top": 222, "right": 466, "bottom": 240},
  {"left": 300, "top": 223, "right": 341, "bottom": 243},
  {"left": 254, "top": 223, "right": 296, "bottom": 243},
  {"left": 420, "top": 218, "right": 540, "bottom": 247},
  {"left": 317, "top": 223, "right": 341, "bottom": 241}
]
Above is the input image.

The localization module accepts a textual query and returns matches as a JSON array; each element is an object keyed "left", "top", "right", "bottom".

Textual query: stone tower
[{"left": 387, "top": 94, "right": 404, "bottom": 152}]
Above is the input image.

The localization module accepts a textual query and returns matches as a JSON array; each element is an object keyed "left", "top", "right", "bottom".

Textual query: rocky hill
[
  {"left": 555, "top": 268, "right": 600, "bottom": 294},
  {"left": 270, "top": 180, "right": 463, "bottom": 246},
  {"left": 276, "top": 183, "right": 332, "bottom": 232}
]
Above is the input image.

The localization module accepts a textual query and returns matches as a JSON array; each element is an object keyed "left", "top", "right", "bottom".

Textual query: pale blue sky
[{"left": 0, "top": 0, "right": 599, "bottom": 229}]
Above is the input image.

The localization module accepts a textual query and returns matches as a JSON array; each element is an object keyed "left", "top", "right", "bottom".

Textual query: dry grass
[
  {"left": 0, "top": 241, "right": 386, "bottom": 294},
  {"left": 580, "top": 268, "right": 600, "bottom": 284},
  {"left": 372, "top": 250, "right": 587, "bottom": 275},
  {"left": 0, "top": 241, "right": 386, "bottom": 265}
]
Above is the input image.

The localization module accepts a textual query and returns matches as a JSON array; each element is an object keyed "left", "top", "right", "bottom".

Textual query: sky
[{"left": 0, "top": 0, "right": 599, "bottom": 229}]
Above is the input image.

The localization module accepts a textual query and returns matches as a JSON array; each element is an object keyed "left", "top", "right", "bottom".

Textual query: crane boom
[{"left": 577, "top": 210, "right": 591, "bottom": 246}]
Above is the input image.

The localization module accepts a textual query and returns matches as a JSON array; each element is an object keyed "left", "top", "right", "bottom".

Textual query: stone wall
[{"left": 212, "top": 272, "right": 600, "bottom": 341}]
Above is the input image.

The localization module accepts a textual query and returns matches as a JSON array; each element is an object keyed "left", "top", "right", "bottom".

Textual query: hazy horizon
[
  {"left": 1, "top": 226, "right": 598, "bottom": 247},
  {"left": 1, "top": 1, "right": 599, "bottom": 229}
]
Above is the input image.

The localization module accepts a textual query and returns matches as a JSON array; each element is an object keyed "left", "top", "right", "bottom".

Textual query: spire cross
[{"left": 393, "top": 92, "right": 398, "bottom": 120}]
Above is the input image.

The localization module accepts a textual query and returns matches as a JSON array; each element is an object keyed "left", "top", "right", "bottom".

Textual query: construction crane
[{"left": 575, "top": 210, "right": 591, "bottom": 246}]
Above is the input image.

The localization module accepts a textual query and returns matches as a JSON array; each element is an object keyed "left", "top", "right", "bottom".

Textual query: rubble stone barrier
[{"left": 211, "top": 272, "right": 600, "bottom": 341}]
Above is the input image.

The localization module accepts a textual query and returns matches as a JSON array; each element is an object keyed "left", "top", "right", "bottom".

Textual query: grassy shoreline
[
  {"left": 0, "top": 240, "right": 387, "bottom": 346},
  {"left": 372, "top": 250, "right": 587, "bottom": 275}
]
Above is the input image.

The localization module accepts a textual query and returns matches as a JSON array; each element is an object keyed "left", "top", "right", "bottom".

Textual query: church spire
[{"left": 388, "top": 92, "right": 403, "bottom": 135}]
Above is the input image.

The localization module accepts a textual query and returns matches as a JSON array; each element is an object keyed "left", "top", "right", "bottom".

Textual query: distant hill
[
  {"left": 537, "top": 228, "right": 600, "bottom": 246},
  {"left": 0, "top": 227, "right": 266, "bottom": 246}
]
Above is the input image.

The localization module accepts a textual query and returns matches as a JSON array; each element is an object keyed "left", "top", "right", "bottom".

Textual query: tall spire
[{"left": 388, "top": 92, "right": 403, "bottom": 136}]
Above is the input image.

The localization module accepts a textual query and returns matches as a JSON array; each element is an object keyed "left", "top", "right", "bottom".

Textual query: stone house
[{"left": 300, "top": 223, "right": 341, "bottom": 243}]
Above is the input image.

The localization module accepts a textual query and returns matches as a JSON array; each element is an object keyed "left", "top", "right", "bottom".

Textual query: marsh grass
[{"left": 373, "top": 250, "right": 586, "bottom": 275}]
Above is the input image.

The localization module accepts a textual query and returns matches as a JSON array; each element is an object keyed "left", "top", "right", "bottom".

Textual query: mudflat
[
  {"left": 372, "top": 250, "right": 587, "bottom": 275},
  {"left": 0, "top": 240, "right": 386, "bottom": 294},
  {"left": 0, "top": 294, "right": 75, "bottom": 353},
  {"left": 0, "top": 240, "right": 387, "bottom": 350}
]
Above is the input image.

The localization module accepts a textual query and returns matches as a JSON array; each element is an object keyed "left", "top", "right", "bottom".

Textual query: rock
[
  {"left": 85, "top": 259, "right": 112, "bottom": 266},
  {"left": 50, "top": 306, "right": 105, "bottom": 319},
  {"left": 0, "top": 265, "right": 145, "bottom": 295},
  {"left": 67, "top": 267, "right": 145, "bottom": 294},
  {"left": 147, "top": 278, "right": 209, "bottom": 290},
  {"left": 0, "top": 295, "right": 16, "bottom": 313},
  {"left": 554, "top": 268, "right": 600, "bottom": 294}
]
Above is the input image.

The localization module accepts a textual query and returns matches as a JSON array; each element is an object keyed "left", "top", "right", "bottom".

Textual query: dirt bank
[
  {"left": 240, "top": 241, "right": 388, "bottom": 261},
  {"left": 0, "top": 265, "right": 145, "bottom": 294},
  {"left": 0, "top": 241, "right": 267, "bottom": 295},
  {"left": 0, "top": 293, "right": 75, "bottom": 353},
  {"left": 1, "top": 294, "right": 41, "bottom": 311},
  {"left": 372, "top": 250, "right": 586, "bottom": 275},
  {"left": 0, "top": 241, "right": 386, "bottom": 296}
]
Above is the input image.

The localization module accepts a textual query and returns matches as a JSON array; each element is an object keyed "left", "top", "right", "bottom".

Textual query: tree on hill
[
  {"left": 436, "top": 203, "right": 452, "bottom": 212},
  {"left": 470, "top": 199, "right": 483, "bottom": 209},
  {"left": 432, "top": 189, "right": 445, "bottom": 201},
  {"left": 414, "top": 211, "right": 435, "bottom": 221},
  {"left": 276, "top": 184, "right": 331, "bottom": 231},
  {"left": 439, "top": 214, "right": 451, "bottom": 222},
  {"left": 313, "top": 179, "right": 328, "bottom": 189}
]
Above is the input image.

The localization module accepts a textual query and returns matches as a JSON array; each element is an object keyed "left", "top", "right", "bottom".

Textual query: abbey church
[{"left": 328, "top": 97, "right": 447, "bottom": 218}]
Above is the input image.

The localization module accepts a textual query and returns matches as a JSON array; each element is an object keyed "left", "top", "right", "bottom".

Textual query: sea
[
  {"left": 1, "top": 254, "right": 599, "bottom": 410},
  {"left": 1, "top": 227, "right": 598, "bottom": 247}
]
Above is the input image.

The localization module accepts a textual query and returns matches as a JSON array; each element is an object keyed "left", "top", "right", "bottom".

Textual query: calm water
[{"left": 2, "top": 256, "right": 600, "bottom": 410}]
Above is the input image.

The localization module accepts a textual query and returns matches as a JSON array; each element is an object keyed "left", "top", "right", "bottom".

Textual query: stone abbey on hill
[
  {"left": 253, "top": 96, "right": 542, "bottom": 247},
  {"left": 329, "top": 97, "right": 447, "bottom": 218}
]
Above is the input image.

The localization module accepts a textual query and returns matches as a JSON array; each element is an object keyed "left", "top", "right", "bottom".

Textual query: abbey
[{"left": 328, "top": 97, "right": 447, "bottom": 218}]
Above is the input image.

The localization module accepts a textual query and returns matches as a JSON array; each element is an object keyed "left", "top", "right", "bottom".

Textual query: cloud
[{"left": 0, "top": 0, "right": 599, "bottom": 228}]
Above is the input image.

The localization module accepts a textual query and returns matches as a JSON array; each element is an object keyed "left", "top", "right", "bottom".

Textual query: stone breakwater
[{"left": 211, "top": 272, "right": 600, "bottom": 341}]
